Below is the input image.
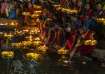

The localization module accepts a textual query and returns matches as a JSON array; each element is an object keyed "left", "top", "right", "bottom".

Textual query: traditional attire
[
  {"left": 47, "top": 26, "right": 63, "bottom": 47},
  {"left": 8, "top": 9, "right": 16, "bottom": 19},
  {"left": 65, "top": 31, "right": 77, "bottom": 50},
  {"left": 0, "top": 2, "right": 9, "bottom": 17},
  {"left": 77, "top": 31, "right": 96, "bottom": 56}
]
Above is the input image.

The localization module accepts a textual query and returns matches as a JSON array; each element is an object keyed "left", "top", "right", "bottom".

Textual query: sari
[
  {"left": 77, "top": 31, "right": 96, "bottom": 56},
  {"left": 65, "top": 31, "right": 77, "bottom": 50}
]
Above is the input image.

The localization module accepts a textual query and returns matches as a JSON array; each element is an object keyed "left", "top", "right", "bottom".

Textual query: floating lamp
[
  {"left": 84, "top": 40, "right": 91, "bottom": 45},
  {"left": 96, "top": 18, "right": 105, "bottom": 24},
  {"left": 91, "top": 40, "right": 97, "bottom": 46},
  {"left": 1, "top": 51, "right": 14, "bottom": 59},
  {"left": 38, "top": 45, "right": 48, "bottom": 53},
  {"left": 26, "top": 53, "right": 40, "bottom": 61},
  {"left": 84, "top": 40, "right": 97, "bottom": 46},
  {"left": 58, "top": 47, "right": 69, "bottom": 54},
  {"left": 33, "top": 5, "right": 42, "bottom": 9},
  {"left": 22, "top": 12, "right": 30, "bottom": 16}
]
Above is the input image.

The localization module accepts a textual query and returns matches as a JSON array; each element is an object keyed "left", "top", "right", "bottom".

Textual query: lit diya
[
  {"left": 84, "top": 40, "right": 97, "bottom": 46},
  {"left": 58, "top": 47, "right": 69, "bottom": 55},
  {"left": 26, "top": 53, "right": 41, "bottom": 61},
  {"left": 1, "top": 51, "right": 14, "bottom": 59},
  {"left": 37, "top": 45, "right": 48, "bottom": 54}
]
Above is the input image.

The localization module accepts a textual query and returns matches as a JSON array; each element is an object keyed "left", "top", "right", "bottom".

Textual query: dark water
[{"left": 0, "top": 55, "right": 105, "bottom": 74}]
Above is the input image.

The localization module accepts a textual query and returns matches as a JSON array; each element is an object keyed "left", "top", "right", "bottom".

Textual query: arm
[
  {"left": 69, "top": 34, "right": 81, "bottom": 60},
  {"left": 45, "top": 28, "right": 51, "bottom": 45}
]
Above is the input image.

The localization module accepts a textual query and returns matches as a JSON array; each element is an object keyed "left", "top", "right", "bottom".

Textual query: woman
[
  {"left": 95, "top": 3, "right": 103, "bottom": 17},
  {"left": 8, "top": 4, "right": 16, "bottom": 19},
  {"left": 0, "top": 0, "right": 9, "bottom": 18},
  {"left": 77, "top": 29, "right": 96, "bottom": 57},
  {"left": 65, "top": 27, "right": 77, "bottom": 51},
  {"left": 47, "top": 24, "right": 63, "bottom": 47}
]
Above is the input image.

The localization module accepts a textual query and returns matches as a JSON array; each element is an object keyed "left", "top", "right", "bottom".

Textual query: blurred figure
[
  {"left": 27, "top": 1, "right": 34, "bottom": 13},
  {"left": 77, "top": 28, "right": 96, "bottom": 60},
  {"left": 84, "top": 4, "right": 93, "bottom": 17},
  {"left": 60, "top": 0, "right": 69, "bottom": 7},
  {"left": 47, "top": 24, "right": 63, "bottom": 47},
  {"left": 71, "top": 16, "right": 82, "bottom": 29},
  {"left": 88, "top": 0, "right": 95, "bottom": 8},
  {"left": 83, "top": 16, "right": 97, "bottom": 31},
  {"left": 0, "top": 0, "right": 9, "bottom": 18},
  {"left": 12, "top": 59, "right": 24, "bottom": 74},
  {"left": 65, "top": 27, "right": 77, "bottom": 51},
  {"left": 95, "top": 3, "right": 103, "bottom": 17},
  {"left": 77, "top": 0, "right": 83, "bottom": 10},
  {"left": 26, "top": 60, "right": 38, "bottom": 74},
  {"left": 70, "top": 0, "right": 78, "bottom": 8},
  {"left": 7, "top": 3, "right": 16, "bottom": 19}
]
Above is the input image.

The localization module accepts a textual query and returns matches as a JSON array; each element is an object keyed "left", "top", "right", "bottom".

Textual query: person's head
[
  {"left": 36, "top": 18, "right": 40, "bottom": 22},
  {"left": 78, "top": 27, "right": 84, "bottom": 34},
  {"left": 65, "top": 26, "right": 71, "bottom": 32},
  {"left": 9, "top": 3, "right": 15, "bottom": 10},
  {"left": 71, "top": 16, "right": 78, "bottom": 22},
  {"left": 31, "top": 19, "right": 37, "bottom": 25},
  {"left": 85, "top": 4, "right": 90, "bottom": 10},
  {"left": 85, "top": 15, "right": 90, "bottom": 20},
  {"left": 91, "top": 30, "right": 95, "bottom": 35},
  {"left": 78, "top": 1, "right": 82, "bottom": 7},
  {"left": 43, "top": 9, "right": 48, "bottom": 14},
  {"left": 103, "top": 4, "right": 105, "bottom": 10},
  {"left": 54, "top": 24, "right": 60, "bottom": 29},
  {"left": 4, "top": 0, "right": 8, "bottom": 2},
  {"left": 96, "top": 3, "right": 102, "bottom": 10},
  {"left": 13, "top": 0, "right": 17, "bottom": 5},
  {"left": 72, "top": 0, "right": 77, "bottom": 3},
  {"left": 28, "top": 2, "right": 33, "bottom": 8}
]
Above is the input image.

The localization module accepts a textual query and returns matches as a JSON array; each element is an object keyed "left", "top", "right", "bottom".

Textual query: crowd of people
[
  {"left": 0, "top": 0, "right": 105, "bottom": 18},
  {"left": 0, "top": 1, "right": 105, "bottom": 74},
  {"left": 0, "top": 0, "right": 105, "bottom": 66}
]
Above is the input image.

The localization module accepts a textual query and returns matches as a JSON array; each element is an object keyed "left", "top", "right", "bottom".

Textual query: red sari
[
  {"left": 66, "top": 31, "right": 77, "bottom": 50},
  {"left": 77, "top": 31, "right": 96, "bottom": 56}
]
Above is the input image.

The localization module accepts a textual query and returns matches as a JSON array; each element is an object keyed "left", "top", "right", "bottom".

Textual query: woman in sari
[
  {"left": 65, "top": 27, "right": 77, "bottom": 51},
  {"left": 77, "top": 29, "right": 96, "bottom": 58}
]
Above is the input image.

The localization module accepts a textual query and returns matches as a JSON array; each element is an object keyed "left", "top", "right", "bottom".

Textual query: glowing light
[
  {"left": 38, "top": 45, "right": 48, "bottom": 53},
  {"left": 1, "top": 51, "right": 14, "bottom": 59},
  {"left": 33, "top": 5, "right": 42, "bottom": 9},
  {"left": 26, "top": 53, "right": 41, "bottom": 61},
  {"left": 34, "top": 11, "right": 42, "bottom": 13},
  {"left": 55, "top": 5, "right": 79, "bottom": 14},
  {"left": 84, "top": 40, "right": 91, "bottom": 45},
  {"left": 22, "top": 12, "right": 30, "bottom": 16},
  {"left": 91, "top": 40, "right": 97, "bottom": 46},
  {"left": 61, "top": 8, "right": 78, "bottom": 14},
  {"left": 96, "top": 18, "right": 105, "bottom": 25},
  {"left": 4, "top": 33, "right": 13, "bottom": 38},
  {"left": 84, "top": 40, "right": 97, "bottom": 46},
  {"left": 58, "top": 47, "right": 69, "bottom": 54}
]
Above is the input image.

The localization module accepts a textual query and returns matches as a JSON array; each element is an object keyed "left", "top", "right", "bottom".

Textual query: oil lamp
[
  {"left": 35, "top": 41, "right": 41, "bottom": 45},
  {"left": 57, "top": 7, "right": 79, "bottom": 14},
  {"left": 22, "top": 12, "right": 30, "bottom": 16},
  {"left": 58, "top": 47, "right": 69, "bottom": 55},
  {"left": 1, "top": 51, "right": 14, "bottom": 59},
  {"left": 33, "top": 5, "right": 42, "bottom": 9},
  {"left": 84, "top": 40, "right": 91, "bottom": 45},
  {"left": 96, "top": 18, "right": 105, "bottom": 24},
  {"left": 38, "top": 45, "right": 48, "bottom": 54},
  {"left": 33, "top": 40, "right": 41, "bottom": 46},
  {"left": 91, "top": 40, "right": 97, "bottom": 46},
  {"left": 26, "top": 53, "right": 40, "bottom": 61},
  {"left": 84, "top": 40, "right": 97, "bottom": 46}
]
